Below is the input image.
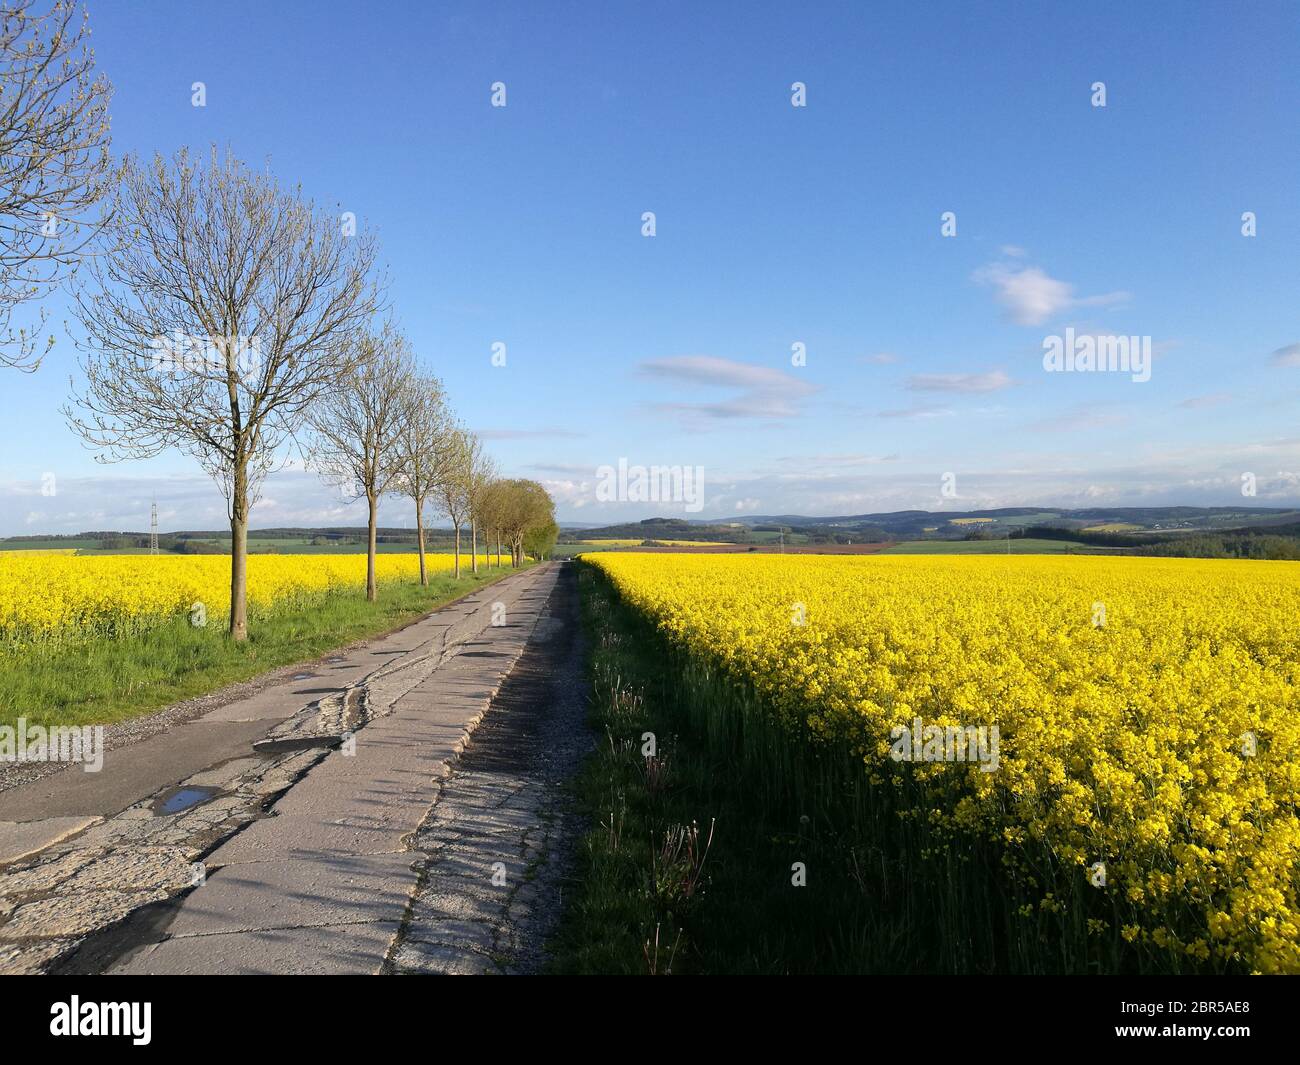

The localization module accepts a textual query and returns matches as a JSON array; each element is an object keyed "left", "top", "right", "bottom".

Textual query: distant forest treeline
[{"left": 1010, "top": 524, "right": 1300, "bottom": 560}]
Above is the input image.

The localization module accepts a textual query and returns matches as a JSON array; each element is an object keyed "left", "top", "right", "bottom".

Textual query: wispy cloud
[
  {"left": 974, "top": 259, "right": 1129, "bottom": 326},
  {"left": 476, "top": 427, "right": 585, "bottom": 440},
  {"left": 775, "top": 453, "right": 901, "bottom": 469},
  {"left": 859, "top": 352, "right": 900, "bottom": 364},
  {"left": 1269, "top": 342, "right": 1300, "bottom": 368},
  {"left": 639, "top": 355, "right": 817, "bottom": 423},
  {"left": 1027, "top": 403, "right": 1127, "bottom": 432},
  {"left": 525, "top": 462, "right": 593, "bottom": 475},
  {"left": 877, "top": 404, "right": 954, "bottom": 420},
  {"left": 905, "top": 370, "right": 1012, "bottom": 394},
  {"left": 1177, "top": 393, "right": 1232, "bottom": 410}
]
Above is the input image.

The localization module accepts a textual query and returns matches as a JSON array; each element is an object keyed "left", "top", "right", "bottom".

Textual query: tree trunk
[
  {"left": 453, "top": 523, "right": 461, "bottom": 579},
  {"left": 229, "top": 463, "right": 250, "bottom": 642},
  {"left": 366, "top": 492, "right": 378, "bottom": 601},
  {"left": 415, "top": 500, "right": 427, "bottom": 586},
  {"left": 471, "top": 518, "right": 478, "bottom": 576},
  {"left": 495, "top": 532, "right": 502, "bottom": 568}
]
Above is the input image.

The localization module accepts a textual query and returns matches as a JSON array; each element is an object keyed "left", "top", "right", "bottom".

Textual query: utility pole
[{"left": 150, "top": 500, "right": 159, "bottom": 555}]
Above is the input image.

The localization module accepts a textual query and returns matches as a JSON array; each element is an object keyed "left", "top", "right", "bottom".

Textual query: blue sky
[{"left": 4, "top": 0, "right": 1300, "bottom": 534}]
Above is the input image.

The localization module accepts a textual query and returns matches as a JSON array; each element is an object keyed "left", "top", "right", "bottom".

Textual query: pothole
[{"left": 151, "top": 786, "right": 223, "bottom": 816}]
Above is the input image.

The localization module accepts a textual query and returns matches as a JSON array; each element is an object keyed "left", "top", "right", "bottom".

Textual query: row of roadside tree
[{"left": 0, "top": 2, "right": 556, "bottom": 640}]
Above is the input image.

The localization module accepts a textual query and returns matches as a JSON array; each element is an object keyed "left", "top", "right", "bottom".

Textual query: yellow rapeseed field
[
  {"left": 0, "top": 553, "right": 458, "bottom": 648},
  {"left": 586, "top": 552, "right": 1300, "bottom": 973},
  {"left": 0, "top": 549, "right": 78, "bottom": 556}
]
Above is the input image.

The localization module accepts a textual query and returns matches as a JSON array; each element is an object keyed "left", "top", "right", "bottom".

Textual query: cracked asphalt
[
  {"left": 0, "top": 561, "right": 590, "bottom": 975},
  {"left": 387, "top": 563, "right": 591, "bottom": 974}
]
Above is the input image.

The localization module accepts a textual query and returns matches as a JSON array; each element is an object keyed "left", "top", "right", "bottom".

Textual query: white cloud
[
  {"left": 974, "top": 261, "right": 1129, "bottom": 326},
  {"left": 535, "top": 477, "right": 592, "bottom": 507}
]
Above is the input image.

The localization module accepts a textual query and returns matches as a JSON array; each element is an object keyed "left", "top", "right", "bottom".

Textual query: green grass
[
  {"left": 990, "top": 511, "right": 1065, "bottom": 526},
  {"left": 747, "top": 530, "right": 808, "bottom": 544},
  {"left": 0, "top": 564, "right": 522, "bottom": 730}
]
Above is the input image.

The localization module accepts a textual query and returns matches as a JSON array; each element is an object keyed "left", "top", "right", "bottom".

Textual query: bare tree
[
  {"left": 1, "top": 0, "right": 114, "bottom": 370},
  {"left": 64, "top": 146, "right": 384, "bottom": 640},
  {"left": 393, "top": 366, "right": 451, "bottom": 586},
  {"left": 307, "top": 323, "right": 411, "bottom": 602},
  {"left": 465, "top": 434, "right": 496, "bottom": 576},
  {"left": 433, "top": 424, "right": 471, "bottom": 579}
]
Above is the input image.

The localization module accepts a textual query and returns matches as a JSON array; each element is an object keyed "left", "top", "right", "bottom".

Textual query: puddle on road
[
  {"left": 291, "top": 673, "right": 315, "bottom": 681},
  {"left": 152, "top": 786, "right": 222, "bottom": 816}
]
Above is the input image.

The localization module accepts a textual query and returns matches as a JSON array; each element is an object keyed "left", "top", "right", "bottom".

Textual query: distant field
[
  {"left": 948, "top": 517, "right": 995, "bottom": 525},
  {"left": 883, "top": 538, "right": 1107, "bottom": 554},
  {"left": 579, "top": 538, "right": 732, "bottom": 547},
  {"left": 994, "top": 512, "right": 1068, "bottom": 526},
  {"left": 747, "top": 530, "right": 810, "bottom": 544},
  {"left": 581, "top": 542, "right": 892, "bottom": 555},
  {"left": 0, "top": 540, "right": 479, "bottom": 557},
  {"left": 1082, "top": 522, "right": 1143, "bottom": 533}
]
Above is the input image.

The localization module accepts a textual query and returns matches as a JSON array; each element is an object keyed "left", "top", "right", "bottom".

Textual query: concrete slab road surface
[{"left": 0, "top": 562, "right": 590, "bottom": 975}]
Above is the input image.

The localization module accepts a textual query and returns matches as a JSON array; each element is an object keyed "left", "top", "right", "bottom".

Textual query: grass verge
[
  {"left": 548, "top": 563, "right": 898, "bottom": 974},
  {"left": 1, "top": 564, "right": 524, "bottom": 730}
]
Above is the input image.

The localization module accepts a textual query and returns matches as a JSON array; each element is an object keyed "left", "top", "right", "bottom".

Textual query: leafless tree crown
[
  {"left": 64, "top": 146, "right": 385, "bottom": 513},
  {"left": 307, "top": 322, "right": 413, "bottom": 502},
  {"left": 1, "top": 0, "right": 115, "bottom": 370}
]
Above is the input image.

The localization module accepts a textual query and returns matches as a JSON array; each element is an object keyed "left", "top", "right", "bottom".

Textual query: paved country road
[{"left": 0, "top": 562, "right": 592, "bottom": 975}]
